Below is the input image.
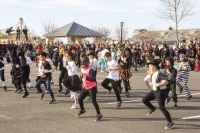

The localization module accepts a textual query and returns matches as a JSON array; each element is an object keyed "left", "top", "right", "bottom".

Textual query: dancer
[
  {"left": 25, "top": 53, "right": 34, "bottom": 88},
  {"left": 35, "top": 52, "right": 55, "bottom": 104},
  {"left": 0, "top": 56, "right": 7, "bottom": 91},
  {"left": 164, "top": 57, "right": 178, "bottom": 109},
  {"left": 62, "top": 51, "right": 82, "bottom": 109},
  {"left": 118, "top": 48, "right": 132, "bottom": 97},
  {"left": 17, "top": 48, "right": 29, "bottom": 98},
  {"left": 176, "top": 57, "right": 192, "bottom": 100},
  {"left": 53, "top": 51, "right": 70, "bottom": 96},
  {"left": 101, "top": 52, "right": 122, "bottom": 107},
  {"left": 77, "top": 56, "right": 102, "bottom": 121},
  {"left": 142, "top": 59, "right": 174, "bottom": 130}
]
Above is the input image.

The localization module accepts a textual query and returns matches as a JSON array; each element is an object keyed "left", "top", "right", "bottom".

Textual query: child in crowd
[
  {"left": 35, "top": 52, "right": 55, "bottom": 104},
  {"left": 77, "top": 56, "right": 102, "bottom": 121},
  {"left": 62, "top": 51, "right": 82, "bottom": 109},
  {"left": 176, "top": 57, "right": 192, "bottom": 100},
  {"left": 101, "top": 52, "right": 122, "bottom": 107}
]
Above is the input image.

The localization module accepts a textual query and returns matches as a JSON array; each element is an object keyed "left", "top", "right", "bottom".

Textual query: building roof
[{"left": 43, "top": 22, "right": 104, "bottom": 37}]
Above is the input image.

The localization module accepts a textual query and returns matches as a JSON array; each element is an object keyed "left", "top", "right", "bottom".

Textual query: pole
[
  {"left": 20, "top": 18, "right": 23, "bottom": 41},
  {"left": 121, "top": 26, "right": 122, "bottom": 45}
]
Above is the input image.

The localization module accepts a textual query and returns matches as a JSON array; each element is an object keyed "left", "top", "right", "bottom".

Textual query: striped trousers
[{"left": 176, "top": 74, "right": 191, "bottom": 97}]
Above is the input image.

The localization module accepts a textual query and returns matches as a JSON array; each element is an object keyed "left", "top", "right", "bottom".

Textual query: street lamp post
[{"left": 120, "top": 22, "right": 124, "bottom": 45}]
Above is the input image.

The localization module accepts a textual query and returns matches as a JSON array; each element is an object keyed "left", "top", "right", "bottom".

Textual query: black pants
[
  {"left": 78, "top": 87, "right": 101, "bottom": 114},
  {"left": 14, "top": 84, "right": 22, "bottom": 90},
  {"left": 59, "top": 68, "right": 68, "bottom": 91},
  {"left": 166, "top": 83, "right": 177, "bottom": 103},
  {"left": 77, "top": 54, "right": 81, "bottom": 68},
  {"left": 24, "top": 34, "right": 28, "bottom": 41},
  {"left": 142, "top": 89, "right": 172, "bottom": 122},
  {"left": 101, "top": 78, "right": 121, "bottom": 101},
  {"left": 16, "top": 34, "right": 20, "bottom": 40},
  {"left": 0, "top": 70, "right": 5, "bottom": 81},
  {"left": 53, "top": 61, "right": 58, "bottom": 70},
  {"left": 133, "top": 56, "right": 138, "bottom": 70},
  {"left": 26, "top": 66, "right": 31, "bottom": 83},
  {"left": 21, "top": 70, "right": 28, "bottom": 93},
  {"left": 119, "top": 79, "right": 129, "bottom": 92}
]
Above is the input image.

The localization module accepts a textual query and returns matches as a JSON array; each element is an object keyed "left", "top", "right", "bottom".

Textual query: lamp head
[{"left": 120, "top": 22, "right": 124, "bottom": 27}]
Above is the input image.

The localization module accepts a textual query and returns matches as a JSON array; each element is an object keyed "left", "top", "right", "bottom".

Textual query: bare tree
[
  {"left": 132, "top": 33, "right": 148, "bottom": 44},
  {"left": 92, "top": 26, "right": 112, "bottom": 43},
  {"left": 158, "top": 0, "right": 197, "bottom": 45},
  {"left": 115, "top": 26, "right": 128, "bottom": 42},
  {"left": 144, "top": 26, "right": 160, "bottom": 44},
  {"left": 188, "top": 31, "right": 200, "bottom": 40},
  {"left": 179, "top": 30, "right": 189, "bottom": 40},
  {"left": 42, "top": 18, "right": 59, "bottom": 43}
]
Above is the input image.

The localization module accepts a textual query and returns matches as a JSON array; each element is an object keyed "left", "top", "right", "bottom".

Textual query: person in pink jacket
[{"left": 76, "top": 56, "right": 102, "bottom": 121}]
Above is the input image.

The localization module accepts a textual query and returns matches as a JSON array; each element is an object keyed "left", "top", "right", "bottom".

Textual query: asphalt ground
[{"left": 0, "top": 64, "right": 200, "bottom": 133}]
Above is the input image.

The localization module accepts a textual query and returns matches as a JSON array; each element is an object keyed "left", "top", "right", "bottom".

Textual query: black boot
[
  {"left": 22, "top": 92, "right": 29, "bottom": 98},
  {"left": 174, "top": 104, "right": 178, "bottom": 109},
  {"left": 126, "top": 91, "right": 129, "bottom": 98},
  {"left": 3, "top": 86, "right": 7, "bottom": 92},
  {"left": 119, "top": 87, "right": 123, "bottom": 94}
]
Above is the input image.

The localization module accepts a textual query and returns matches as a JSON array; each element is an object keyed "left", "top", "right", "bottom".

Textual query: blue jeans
[
  {"left": 99, "top": 58, "right": 105, "bottom": 71},
  {"left": 35, "top": 79, "right": 54, "bottom": 99}
]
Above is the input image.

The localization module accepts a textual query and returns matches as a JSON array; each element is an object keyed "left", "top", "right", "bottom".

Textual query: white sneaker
[
  {"left": 71, "top": 104, "right": 80, "bottom": 109},
  {"left": 100, "top": 71, "right": 104, "bottom": 72},
  {"left": 70, "top": 94, "right": 74, "bottom": 99}
]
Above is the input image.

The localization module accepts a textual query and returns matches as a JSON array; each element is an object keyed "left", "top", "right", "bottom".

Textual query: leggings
[
  {"left": 78, "top": 87, "right": 101, "bottom": 114},
  {"left": 26, "top": 66, "right": 31, "bottom": 83},
  {"left": 0, "top": 70, "right": 5, "bottom": 81},
  {"left": 59, "top": 68, "right": 68, "bottom": 91},
  {"left": 166, "top": 83, "right": 177, "bottom": 103},
  {"left": 119, "top": 79, "right": 129, "bottom": 92}
]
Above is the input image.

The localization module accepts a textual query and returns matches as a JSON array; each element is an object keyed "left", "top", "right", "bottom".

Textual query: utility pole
[{"left": 20, "top": 18, "right": 23, "bottom": 41}]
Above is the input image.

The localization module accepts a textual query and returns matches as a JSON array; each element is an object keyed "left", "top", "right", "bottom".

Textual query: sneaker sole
[
  {"left": 147, "top": 109, "right": 156, "bottom": 116},
  {"left": 165, "top": 125, "right": 174, "bottom": 130}
]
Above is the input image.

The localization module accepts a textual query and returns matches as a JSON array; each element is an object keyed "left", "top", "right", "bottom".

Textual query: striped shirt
[{"left": 178, "top": 62, "right": 191, "bottom": 76}]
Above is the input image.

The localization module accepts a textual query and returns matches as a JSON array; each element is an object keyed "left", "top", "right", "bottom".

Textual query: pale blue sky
[{"left": 0, "top": 0, "right": 200, "bottom": 38}]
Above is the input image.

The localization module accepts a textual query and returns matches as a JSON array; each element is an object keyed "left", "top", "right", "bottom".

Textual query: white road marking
[
  {"left": 5, "top": 77, "right": 60, "bottom": 82},
  {"left": 0, "top": 115, "right": 11, "bottom": 120},
  {"left": 177, "top": 93, "right": 200, "bottom": 97},
  {"left": 181, "top": 115, "right": 200, "bottom": 120},
  {"left": 107, "top": 92, "right": 200, "bottom": 104},
  {"left": 107, "top": 99, "right": 142, "bottom": 105}
]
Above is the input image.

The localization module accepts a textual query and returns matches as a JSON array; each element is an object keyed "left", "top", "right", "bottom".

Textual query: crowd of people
[{"left": 0, "top": 39, "right": 199, "bottom": 129}]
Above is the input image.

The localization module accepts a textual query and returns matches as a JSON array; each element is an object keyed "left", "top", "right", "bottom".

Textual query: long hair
[
  {"left": 123, "top": 48, "right": 132, "bottom": 57},
  {"left": 66, "top": 51, "right": 75, "bottom": 61},
  {"left": 166, "top": 57, "right": 174, "bottom": 73}
]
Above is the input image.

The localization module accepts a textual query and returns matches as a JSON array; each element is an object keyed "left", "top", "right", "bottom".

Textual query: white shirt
[
  {"left": 151, "top": 71, "right": 166, "bottom": 91},
  {"left": 26, "top": 56, "right": 33, "bottom": 65},
  {"left": 62, "top": 57, "right": 67, "bottom": 68},
  {"left": 67, "top": 61, "right": 78, "bottom": 76},
  {"left": 37, "top": 60, "right": 43, "bottom": 76},
  {"left": 89, "top": 58, "right": 98, "bottom": 71},
  {"left": 101, "top": 49, "right": 109, "bottom": 58},
  {"left": 46, "top": 58, "right": 53, "bottom": 66},
  {"left": 106, "top": 60, "right": 119, "bottom": 81}
]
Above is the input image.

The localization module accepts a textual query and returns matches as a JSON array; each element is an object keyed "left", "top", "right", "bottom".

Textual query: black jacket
[
  {"left": 164, "top": 66, "right": 177, "bottom": 84},
  {"left": 118, "top": 56, "right": 132, "bottom": 69},
  {"left": 53, "top": 55, "right": 65, "bottom": 71}
]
